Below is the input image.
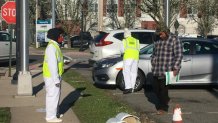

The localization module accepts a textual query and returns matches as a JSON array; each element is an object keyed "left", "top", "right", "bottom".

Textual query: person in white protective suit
[
  {"left": 43, "top": 28, "right": 64, "bottom": 122},
  {"left": 121, "top": 28, "right": 140, "bottom": 94}
]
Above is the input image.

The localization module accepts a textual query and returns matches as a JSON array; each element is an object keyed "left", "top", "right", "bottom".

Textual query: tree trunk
[{"left": 67, "top": 35, "right": 71, "bottom": 48}]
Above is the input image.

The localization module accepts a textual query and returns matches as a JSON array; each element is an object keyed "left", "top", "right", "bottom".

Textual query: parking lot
[{"left": 73, "top": 60, "right": 218, "bottom": 123}]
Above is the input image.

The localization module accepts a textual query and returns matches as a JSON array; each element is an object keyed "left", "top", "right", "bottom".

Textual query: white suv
[
  {"left": 0, "top": 31, "right": 16, "bottom": 61},
  {"left": 89, "top": 29, "right": 155, "bottom": 63}
]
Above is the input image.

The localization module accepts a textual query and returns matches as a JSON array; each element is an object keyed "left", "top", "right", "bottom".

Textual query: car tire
[{"left": 116, "top": 70, "right": 145, "bottom": 92}]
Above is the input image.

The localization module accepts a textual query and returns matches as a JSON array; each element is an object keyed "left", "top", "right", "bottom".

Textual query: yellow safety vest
[
  {"left": 123, "top": 36, "right": 140, "bottom": 60},
  {"left": 43, "top": 41, "right": 64, "bottom": 77}
]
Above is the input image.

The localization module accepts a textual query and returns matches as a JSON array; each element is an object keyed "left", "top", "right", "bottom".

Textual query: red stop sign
[{"left": 1, "top": 1, "right": 16, "bottom": 24}]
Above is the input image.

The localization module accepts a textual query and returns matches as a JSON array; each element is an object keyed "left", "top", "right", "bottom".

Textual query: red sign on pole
[{"left": 1, "top": 1, "right": 16, "bottom": 24}]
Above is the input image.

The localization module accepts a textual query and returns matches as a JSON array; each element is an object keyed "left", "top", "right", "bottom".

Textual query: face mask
[{"left": 58, "top": 35, "right": 64, "bottom": 43}]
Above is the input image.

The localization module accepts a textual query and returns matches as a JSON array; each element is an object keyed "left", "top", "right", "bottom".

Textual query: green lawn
[
  {"left": 62, "top": 69, "right": 136, "bottom": 123},
  {"left": 0, "top": 108, "right": 11, "bottom": 123}
]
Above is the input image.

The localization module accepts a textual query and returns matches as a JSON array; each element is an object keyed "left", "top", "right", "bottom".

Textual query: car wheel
[{"left": 116, "top": 70, "right": 145, "bottom": 92}]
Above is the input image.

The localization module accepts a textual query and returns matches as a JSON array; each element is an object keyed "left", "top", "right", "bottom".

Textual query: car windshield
[
  {"left": 140, "top": 44, "right": 154, "bottom": 55},
  {"left": 0, "top": 32, "right": 10, "bottom": 41}
]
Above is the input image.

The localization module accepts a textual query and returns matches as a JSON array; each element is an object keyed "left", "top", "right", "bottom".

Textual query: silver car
[{"left": 92, "top": 38, "right": 218, "bottom": 91}]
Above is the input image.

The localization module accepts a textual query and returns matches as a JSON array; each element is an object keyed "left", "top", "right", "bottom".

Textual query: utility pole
[
  {"left": 98, "top": 0, "right": 103, "bottom": 31},
  {"left": 35, "top": 0, "right": 39, "bottom": 48},
  {"left": 52, "top": 0, "right": 55, "bottom": 27},
  {"left": 17, "top": 0, "right": 33, "bottom": 96},
  {"left": 164, "top": 0, "right": 170, "bottom": 28}
]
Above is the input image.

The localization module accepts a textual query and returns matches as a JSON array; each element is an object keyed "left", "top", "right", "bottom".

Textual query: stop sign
[{"left": 1, "top": 1, "right": 16, "bottom": 24}]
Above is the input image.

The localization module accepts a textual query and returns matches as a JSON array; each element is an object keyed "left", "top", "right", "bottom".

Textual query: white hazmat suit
[
  {"left": 44, "top": 40, "right": 62, "bottom": 121},
  {"left": 121, "top": 28, "right": 140, "bottom": 92}
]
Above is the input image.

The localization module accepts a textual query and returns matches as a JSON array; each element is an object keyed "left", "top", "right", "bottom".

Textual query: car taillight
[{"left": 95, "top": 34, "right": 113, "bottom": 46}]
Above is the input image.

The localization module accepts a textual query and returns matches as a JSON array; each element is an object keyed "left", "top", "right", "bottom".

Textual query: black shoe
[{"left": 123, "top": 88, "right": 132, "bottom": 94}]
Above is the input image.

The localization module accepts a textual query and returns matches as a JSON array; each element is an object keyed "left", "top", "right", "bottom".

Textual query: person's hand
[
  {"left": 173, "top": 70, "right": 178, "bottom": 76},
  {"left": 55, "top": 83, "right": 61, "bottom": 87}
]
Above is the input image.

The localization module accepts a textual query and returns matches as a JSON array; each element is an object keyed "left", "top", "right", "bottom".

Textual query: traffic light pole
[
  {"left": 164, "top": 0, "right": 170, "bottom": 28},
  {"left": 17, "top": 0, "right": 33, "bottom": 96}
]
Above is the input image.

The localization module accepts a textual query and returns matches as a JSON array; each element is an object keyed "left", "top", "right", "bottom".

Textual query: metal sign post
[{"left": 8, "top": 24, "right": 12, "bottom": 77}]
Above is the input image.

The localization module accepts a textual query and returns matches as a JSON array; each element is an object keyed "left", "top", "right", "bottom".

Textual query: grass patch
[
  {"left": 0, "top": 108, "right": 11, "bottom": 123},
  {"left": 62, "top": 69, "right": 136, "bottom": 123}
]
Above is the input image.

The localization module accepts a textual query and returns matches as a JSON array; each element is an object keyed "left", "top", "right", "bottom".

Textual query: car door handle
[
  {"left": 182, "top": 59, "right": 191, "bottom": 62},
  {"left": 5, "top": 44, "right": 9, "bottom": 45}
]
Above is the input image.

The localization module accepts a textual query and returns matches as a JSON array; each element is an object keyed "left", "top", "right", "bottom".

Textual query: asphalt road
[{"left": 72, "top": 60, "right": 218, "bottom": 123}]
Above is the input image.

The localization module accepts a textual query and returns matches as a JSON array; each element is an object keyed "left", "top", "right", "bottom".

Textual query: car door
[
  {"left": 192, "top": 41, "right": 218, "bottom": 83},
  {"left": 0, "top": 32, "right": 10, "bottom": 59},
  {"left": 179, "top": 40, "right": 193, "bottom": 83},
  {"left": 138, "top": 44, "right": 154, "bottom": 84}
]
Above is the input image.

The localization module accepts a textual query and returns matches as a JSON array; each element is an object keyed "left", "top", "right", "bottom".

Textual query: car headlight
[
  {"left": 99, "top": 61, "right": 119, "bottom": 68},
  {"left": 101, "top": 62, "right": 115, "bottom": 68}
]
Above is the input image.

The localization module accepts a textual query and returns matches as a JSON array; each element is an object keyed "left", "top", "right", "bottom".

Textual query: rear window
[
  {"left": 132, "top": 32, "right": 154, "bottom": 44},
  {"left": 113, "top": 33, "right": 124, "bottom": 40},
  {"left": 94, "top": 32, "right": 108, "bottom": 43},
  {"left": 113, "top": 31, "right": 155, "bottom": 44},
  {"left": 80, "top": 32, "right": 93, "bottom": 40},
  {"left": 0, "top": 33, "right": 10, "bottom": 41}
]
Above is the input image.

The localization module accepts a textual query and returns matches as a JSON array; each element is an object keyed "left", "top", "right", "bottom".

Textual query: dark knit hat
[{"left": 47, "top": 28, "right": 62, "bottom": 41}]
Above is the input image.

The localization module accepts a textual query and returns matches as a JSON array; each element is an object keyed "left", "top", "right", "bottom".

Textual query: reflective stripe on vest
[
  {"left": 123, "top": 37, "right": 140, "bottom": 60},
  {"left": 124, "top": 38, "right": 140, "bottom": 51},
  {"left": 43, "top": 41, "right": 64, "bottom": 77}
]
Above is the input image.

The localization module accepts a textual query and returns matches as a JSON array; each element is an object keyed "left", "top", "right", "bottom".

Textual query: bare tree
[
  {"left": 123, "top": 0, "right": 137, "bottom": 28},
  {"left": 106, "top": 0, "right": 140, "bottom": 29},
  {"left": 56, "top": 0, "right": 96, "bottom": 48},
  {"left": 138, "top": 0, "right": 180, "bottom": 29},
  {"left": 106, "top": 0, "right": 121, "bottom": 29},
  {"left": 188, "top": 0, "right": 218, "bottom": 38}
]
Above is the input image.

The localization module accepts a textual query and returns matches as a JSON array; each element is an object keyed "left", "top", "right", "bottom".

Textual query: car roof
[
  {"left": 100, "top": 29, "right": 155, "bottom": 34},
  {"left": 180, "top": 37, "right": 218, "bottom": 44}
]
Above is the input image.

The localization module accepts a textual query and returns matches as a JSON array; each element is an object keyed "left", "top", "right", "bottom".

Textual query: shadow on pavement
[
  {"left": 71, "top": 62, "right": 92, "bottom": 69},
  {"left": 58, "top": 87, "right": 90, "bottom": 114},
  {"left": 0, "top": 60, "right": 16, "bottom": 67},
  {"left": 33, "top": 82, "right": 45, "bottom": 95},
  {"left": 206, "top": 86, "right": 218, "bottom": 99},
  {"left": 144, "top": 85, "right": 160, "bottom": 110},
  {"left": 32, "top": 72, "right": 42, "bottom": 78},
  {"left": 93, "top": 83, "right": 117, "bottom": 90}
]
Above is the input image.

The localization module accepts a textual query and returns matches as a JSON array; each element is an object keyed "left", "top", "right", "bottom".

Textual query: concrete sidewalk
[{"left": 0, "top": 69, "right": 80, "bottom": 123}]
